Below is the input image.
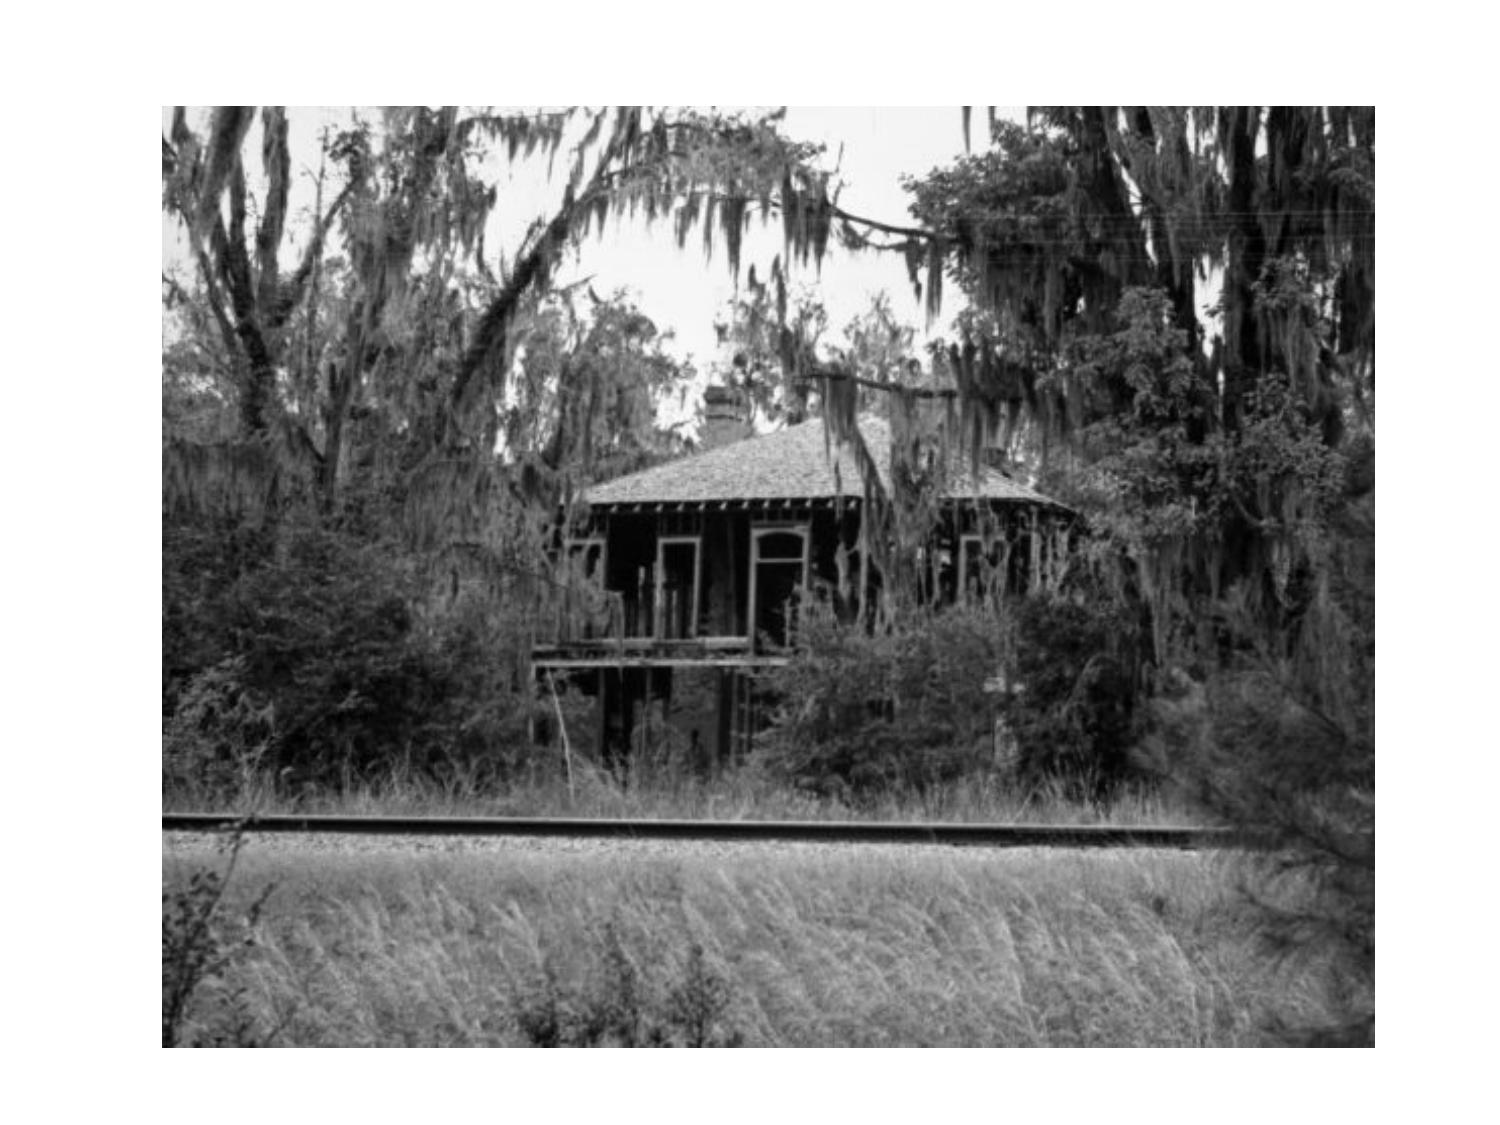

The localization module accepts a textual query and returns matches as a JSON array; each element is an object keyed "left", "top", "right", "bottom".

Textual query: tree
[
  {"left": 501, "top": 286, "right": 695, "bottom": 484},
  {"left": 709, "top": 265, "right": 829, "bottom": 427},
  {"left": 162, "top": 106, "right": 850, "bottom": 517},
  {"left": 900, "top": 106, "right": 1375, "bottom": 1044},
  {"left": 831, "top": 292, "right": 924, "bottom": 418},
  {"left": 894, "top": 108, "right": 1374, "bottom": 660}
]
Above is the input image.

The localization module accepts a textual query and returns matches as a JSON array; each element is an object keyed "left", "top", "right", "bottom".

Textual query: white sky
[{"left": 163, "top": 107, "right": 1015, "bottom": 374}]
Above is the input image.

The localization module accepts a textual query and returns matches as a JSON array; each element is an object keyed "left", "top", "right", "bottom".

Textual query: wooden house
[{"left": 532, "top": 400, "right": 1070, "bottom": 772}]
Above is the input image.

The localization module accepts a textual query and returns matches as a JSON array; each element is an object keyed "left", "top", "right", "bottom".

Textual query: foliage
[
  {"left": 162, "top": 658, "right": 276, "bottom": 804},
  {"left": 1138, "top": 482, "right": 1374, "bottom": 1045},
  {"left": 755, "top": 598, "right": 1005, "bottom": 801},
  {"left": 1017, "top": 271, "right": 1372, "bottom": 1042},
  {"left": 907, "top": 119, "right": 1103, "bottom": 348},
  {"left": 162, "top": 513, "right": 540, "bottom": 795},
  {"left": 162, "top": 106, "right": 841, "bottom": 519},
  {"left": 1144, "top": 666, "right": 1373, "bottom": 1044},
  {"left": 1002, "top": 593, "right": 1145, "bottom": 801},
  {"left": 511, "top": 926, "right": 742, "bottom": 1048},
  {"left": 757, "top": 582, "right": 1149, "bottom": 804},
  {"left": 894, "top": 112, "right": 1376, "bottom": 1034},
  {"left": 709, "top": 268, "right": 829, "bottom": 427},
  {"left": 1035, "top": 283, "right": 1352, "bottom": 662},
  {"left": 905, "top": 108, "right": 1373, "bottom": 395},
  {"left": 502, "top": 286, "right": 695, "bottom": 483},
  {"left": 162, "top": 831, "right": 275, "bottom": 1047},
  {"left": 835, "top": 292, "right": 922, "bottom": 406}
]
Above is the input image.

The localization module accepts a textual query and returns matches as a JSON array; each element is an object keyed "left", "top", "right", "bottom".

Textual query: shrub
[
  {"left": 755, "top": 599, "right": 1003, "bottom": 801},
  {"left": 1002, "top": 594, "right": 1145, "bottom": 801},
  {"left": 163, "top": 515, "right": 543, "bottom": 797},
  {"left": 162, "top": 659, "right": 276, "bottom": 805}
]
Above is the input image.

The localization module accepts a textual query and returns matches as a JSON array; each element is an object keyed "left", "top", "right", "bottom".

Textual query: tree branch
[
  {"left": 188, "top": 240, "right": 239, "bottom": 363},
  {"left": 828, "top": 203, "right": 935, "bottom": 242},
  {"left": 446, "top": 113, "right": 640, "bottom": 439},
  {"left": 255, "top": 107, "right": 291, "bottom": 315},
  {"left": 194, "top": 107, "right": 254, "bottom": 238},
  {"left": 813, "top": 364, "right": 958, "bottom": 400},
  {"left": 267, "top": 177, "right": 355, "bottom": 330}
]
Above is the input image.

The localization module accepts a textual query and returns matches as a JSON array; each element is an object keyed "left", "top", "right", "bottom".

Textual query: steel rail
[{"left": 163, "top": 813, "right": 1259, "bottom": 850}]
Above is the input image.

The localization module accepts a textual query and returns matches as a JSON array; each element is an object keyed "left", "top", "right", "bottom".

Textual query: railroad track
[{"left": 163, "top": 813, "right": 1258, "bottom": 850}]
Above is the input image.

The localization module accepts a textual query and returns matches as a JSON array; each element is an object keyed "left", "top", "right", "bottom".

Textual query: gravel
[{"left": 161, "top": 829, "right": 1050, "bottom": 862}]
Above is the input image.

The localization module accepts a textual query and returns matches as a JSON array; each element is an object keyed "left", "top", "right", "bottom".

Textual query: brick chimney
[{"left": 700, "top": 384, "right": 752, "bottom": 450}]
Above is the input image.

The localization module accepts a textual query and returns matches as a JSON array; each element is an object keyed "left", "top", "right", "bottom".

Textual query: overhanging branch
[{"left": 814, "top": 364, "right": 958, "bottom": 400}]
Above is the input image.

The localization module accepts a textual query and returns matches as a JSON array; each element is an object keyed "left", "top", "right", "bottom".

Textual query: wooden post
[{"left": 715, "top": 668, "right": 733, "bottom": 774}]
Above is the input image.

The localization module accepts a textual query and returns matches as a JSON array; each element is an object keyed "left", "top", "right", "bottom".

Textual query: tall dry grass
[
  {"left": 163, "top": 842, "right": 1342, "bottom": 1046},
  {"left": 163, "top": 764, "right": 1195, "bottom": 827}
]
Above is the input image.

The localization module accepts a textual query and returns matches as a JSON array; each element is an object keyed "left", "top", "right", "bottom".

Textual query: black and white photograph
[{"left": 160, "top": 105, "right": 1375, "bottom": 1050}]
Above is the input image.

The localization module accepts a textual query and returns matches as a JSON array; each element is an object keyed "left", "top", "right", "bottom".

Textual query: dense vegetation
[
  {"left": 164, "top": 106, "right": 1374, "bottom": 1045},
  {"left": 163, "top": 841, "right": 1349, "bottom": 1047}
]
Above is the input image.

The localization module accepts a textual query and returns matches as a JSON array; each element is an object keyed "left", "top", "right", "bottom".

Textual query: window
[
  {"left": 655, "top": 536, "right": 702, "bottom": 640},
  {"left": 749, "top": 526, "right": 809, "bottom": 650}
]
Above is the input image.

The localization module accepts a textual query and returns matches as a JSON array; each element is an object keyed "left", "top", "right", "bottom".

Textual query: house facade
[{"left": 531, "top": 403, "right": 1070, "bottom": 772}]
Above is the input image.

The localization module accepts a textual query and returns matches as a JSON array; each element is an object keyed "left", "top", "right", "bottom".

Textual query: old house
[{"left": 531, "top": 390, "right": 1070, "bottom": 772}]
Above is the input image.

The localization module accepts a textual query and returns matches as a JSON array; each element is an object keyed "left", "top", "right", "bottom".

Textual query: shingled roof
[{"left": 583, "top": 415, "right": 1061, "bottom": 508}]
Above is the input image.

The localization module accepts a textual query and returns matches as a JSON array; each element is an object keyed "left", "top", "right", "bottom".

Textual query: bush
[
  {"left": 163, "top": 659, "right": 276, "bottom": 804},
  {"left": 754, "top": 592, "right": 1150, "bottom": 803},
  {"left": 163, "top": 515, "right": 542, "bottom": 796},
  {"left": 755, "top": 599, "right": 1003, "bottom": 801},
  {"left": 1003, "top": 594, "right": 1145, "bottom": 801}
]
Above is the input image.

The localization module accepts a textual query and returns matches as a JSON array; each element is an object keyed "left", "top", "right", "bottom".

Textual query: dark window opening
[{"left": 656, "top": 538, "right": 701, "bottom": 640}]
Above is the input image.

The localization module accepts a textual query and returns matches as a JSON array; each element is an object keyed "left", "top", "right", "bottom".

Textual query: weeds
[
  {"left": 665, "top": 943, "right": 741, "bottom": 1047},
  {"left": 161, "top": 827, "right": 275, "bottom": 1047},
  {"left": 512, "top": 926, "right": 742, "bottom": 1047},
  {"left": 163, "top": 766, "right": 1193, "bottom": 827}
]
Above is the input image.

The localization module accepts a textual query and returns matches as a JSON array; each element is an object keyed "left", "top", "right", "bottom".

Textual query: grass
[
  {"left": 162, "top": 763, "right": 1200, "bottom": 826},
  {"left": 162, "top": 838, "right": 1347, "bottom": 1047}
]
